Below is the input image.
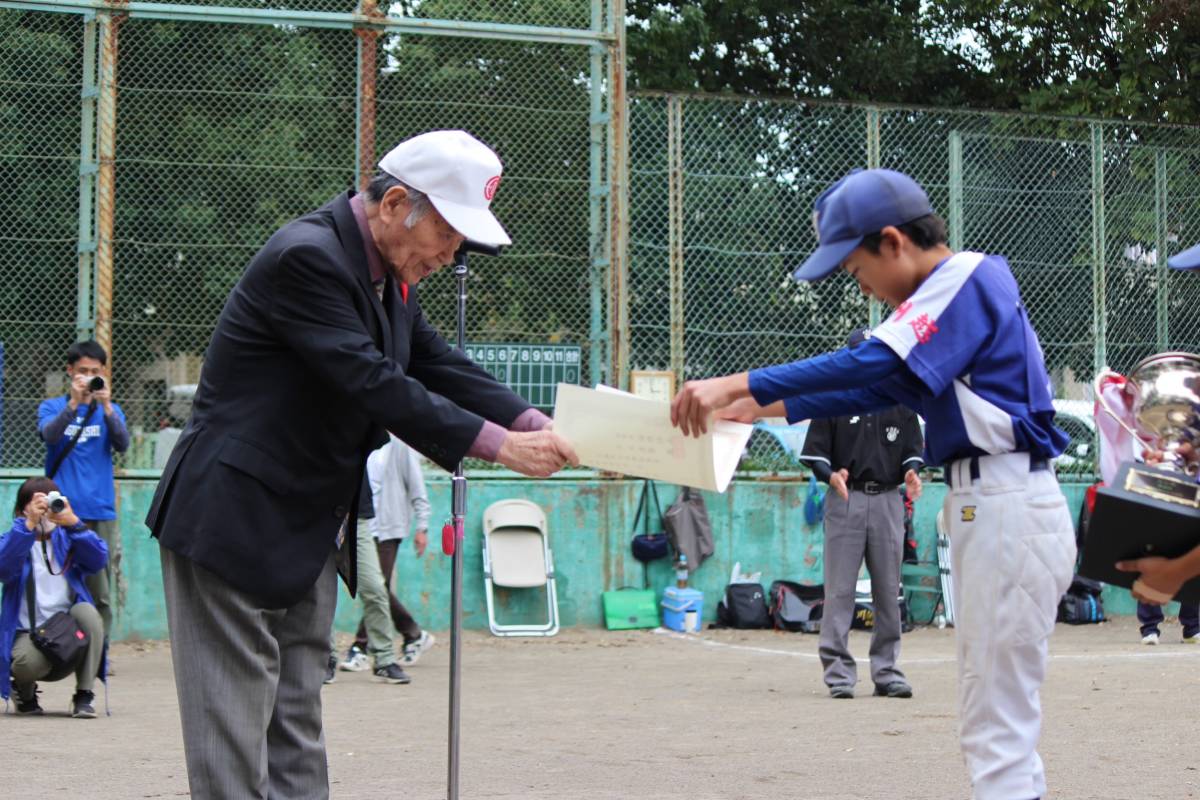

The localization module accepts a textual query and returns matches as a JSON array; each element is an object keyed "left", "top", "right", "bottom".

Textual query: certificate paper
[{"left": 553, "top": 384, "right": 753, "bottom": 492}]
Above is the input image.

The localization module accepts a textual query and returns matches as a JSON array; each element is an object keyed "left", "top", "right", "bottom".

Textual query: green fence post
[
  {"left": 1091, "top": 122, "right": 1107, "bottom": 374},
  {"left": 76, "top": 13, "right": 98, "bottom": 342},
  {"left": 948, "top": 130, "right": 964, "bottom": 252},
  {"left": 588, "top": 0, "right": 607, "bottom": 386},
  {"left": 866, "top": 106, "right": 882, "bottom": 327},
  {"left": 1155, "top": 148, "right": 1168, "bottom": 349}
]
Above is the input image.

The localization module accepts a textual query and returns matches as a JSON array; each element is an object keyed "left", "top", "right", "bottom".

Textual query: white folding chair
[
  {"left": 482, "top": 499, "right": 559, "bottom": 637},
  {"left": 935, "top": 509, "right": 956, "bottom": 627}
]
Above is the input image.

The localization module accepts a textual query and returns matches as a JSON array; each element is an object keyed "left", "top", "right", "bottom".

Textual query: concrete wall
[{"left": 0, "top": 475, "right": 1150, "bottom": 641}]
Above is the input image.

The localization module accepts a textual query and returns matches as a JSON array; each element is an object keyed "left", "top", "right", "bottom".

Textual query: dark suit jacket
[{"left": 146, "top": 191, "right": 531, "bottom": 607}]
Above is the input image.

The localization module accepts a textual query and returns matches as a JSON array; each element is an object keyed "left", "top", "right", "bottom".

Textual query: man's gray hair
[{"left": 365, "top": 171, "right": 433, "bottom": 228}]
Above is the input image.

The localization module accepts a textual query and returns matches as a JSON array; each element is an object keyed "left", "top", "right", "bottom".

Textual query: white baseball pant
[{"left": 944, "top": 452, "right": 1076, "bottom": 800}]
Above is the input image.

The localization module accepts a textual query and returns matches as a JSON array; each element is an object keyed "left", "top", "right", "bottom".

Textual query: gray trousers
[
  {"left": 819, "top": 488, "right": 907, "bottom": 688},
  {"left": 161, "top": 545, "right": 337, "bottom": 800}
]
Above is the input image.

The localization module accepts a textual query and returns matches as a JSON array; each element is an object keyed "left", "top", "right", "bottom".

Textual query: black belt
[
  {"left": 846, "top": 480, "right": 899, "bottom": 495},
  {"left": 945, "top": 455, "right": 1050, "bottom": 488}
]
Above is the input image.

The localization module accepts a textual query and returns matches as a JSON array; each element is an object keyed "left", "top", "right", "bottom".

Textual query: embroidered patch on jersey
[
  {"left": 961, "top": 506, "right": 977, "bottom": 522},
  {"left": 909, "top": 313, "right": 939, "bottom": 344},
  {"left": 886, "top": 426, "right": 900, "bottom": 442}
]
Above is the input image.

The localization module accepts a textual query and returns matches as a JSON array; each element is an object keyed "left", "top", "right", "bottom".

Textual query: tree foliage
[{"left": 627, "top": 0, "right": 1200, "bottom": 125}]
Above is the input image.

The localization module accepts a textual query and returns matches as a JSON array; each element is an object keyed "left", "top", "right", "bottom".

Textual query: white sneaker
[
  {"left": 1183, "top": 633, "right": 1198, "bottom": 644},
  {"left": 401, "top": 631, "right": 435, "bottom": 666},
  {"left": 1142, "top": 632, "right": 1160, "bottom": 646},
  {"left": 339, "top": 646, "right": 370, "bottom": 672}
]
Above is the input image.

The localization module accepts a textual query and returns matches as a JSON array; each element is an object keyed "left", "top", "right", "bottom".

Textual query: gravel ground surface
[{"left": 6, "top": 617, "right": 1200, "bottom": 799}]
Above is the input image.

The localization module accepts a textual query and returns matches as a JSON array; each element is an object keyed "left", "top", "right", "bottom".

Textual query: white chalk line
[{"left": 651, "top": 627, "right": 1200, "bottom": 666}]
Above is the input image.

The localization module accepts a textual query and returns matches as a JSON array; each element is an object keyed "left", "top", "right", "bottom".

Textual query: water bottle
[{"left": 675, "top": 553, "right": 688, "bottom": 589}]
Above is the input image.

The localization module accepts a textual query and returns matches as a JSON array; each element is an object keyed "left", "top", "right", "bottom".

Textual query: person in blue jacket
[{"left": 0, "top": 476, "right": 108, "bottom": 717}]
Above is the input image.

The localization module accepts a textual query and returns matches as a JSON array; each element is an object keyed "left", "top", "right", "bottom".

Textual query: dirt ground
[{"left": 6, "top": 617, "right": 1200, "bottom": 799}]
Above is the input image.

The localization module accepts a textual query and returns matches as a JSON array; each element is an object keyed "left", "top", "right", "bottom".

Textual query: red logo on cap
[{"left": 484, "top": 175, "right": 501, "bottom": 201}]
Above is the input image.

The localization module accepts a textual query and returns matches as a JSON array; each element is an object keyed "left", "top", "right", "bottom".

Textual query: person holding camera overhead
[
  {"left": 37, "top": 340, "right": 129, "bottom": 648},
  {"left": 0, "top": 477, "right": 108, "bottom": 717}
]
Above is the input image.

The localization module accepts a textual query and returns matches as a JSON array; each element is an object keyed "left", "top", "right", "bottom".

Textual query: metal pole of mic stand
[
  {"left": 445, "top": 249, "right": 469, "bottom": 800},
  {"left": 443, "top": 241, "right": 501, "bottom": 800}
]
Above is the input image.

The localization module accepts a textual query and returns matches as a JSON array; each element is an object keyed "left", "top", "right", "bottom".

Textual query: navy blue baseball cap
[
  {"left": 794, "top": 168, "right": 935, "bottom": 282},
  {"left": 1168, "top": 242, "right": 1200, "bottom": 270}
]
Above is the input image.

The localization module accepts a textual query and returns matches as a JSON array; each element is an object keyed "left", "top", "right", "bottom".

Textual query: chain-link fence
[
  {"left": 0, "top": 1, "right": 613, "bottom": 472},
  {"left": 4, "top": 4, "right": 1200, "bottom": 478},
  {"left": 629, "top": 93, "right": 1200, "bottom": 473}
]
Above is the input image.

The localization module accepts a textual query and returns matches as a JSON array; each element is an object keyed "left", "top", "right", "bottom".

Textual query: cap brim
[
  {"left": 791, "top": 237, "right": 862, "bottom": 281},
  {"left": 428, "top": 195, "right": 511, "bottom": 247},
  {"left": 1168, "top": 242, "right": 1200, "bottom": 270}
]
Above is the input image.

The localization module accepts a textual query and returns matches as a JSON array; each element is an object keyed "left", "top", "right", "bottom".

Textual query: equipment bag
[
  {"left": 602, "top": 588, "right": 660, "bottom": 630},
  {"left": 768, "top": 580, "right": 824, "bottom": 633},
  {"left": 1057, "top": 575, "right": 1105, "bottom": 625},
  {"left": 716, "top": 583, "right": 771, "bottom": 629}
]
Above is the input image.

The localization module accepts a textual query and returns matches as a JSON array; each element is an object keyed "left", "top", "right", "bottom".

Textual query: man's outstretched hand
[{"left": 496, "top": 429, "right": 579, "bottom": 477}]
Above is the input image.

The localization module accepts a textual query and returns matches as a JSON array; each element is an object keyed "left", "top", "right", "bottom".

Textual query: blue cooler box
[{"left": 661, "top": 587, "right": 704, "bottom": 633}]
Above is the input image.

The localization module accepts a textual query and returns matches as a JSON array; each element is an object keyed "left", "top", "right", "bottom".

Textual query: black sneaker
[
  {"left": 15, "top": 685, "right": 43, "bottom": 715},
  {"left": 829, "top": 684, "right": 854, "bottom": 699},
  {"left": 71, "top": 690, "right": 96, "bottom": 719},
  {"left": 873, "top": 681, "right": 913, "bottom": 698},
  {"left": 323, "top": 655, "right": 337, "bottom": 685},
  {"left": 373, "top": 663, "right": 412, "bottom": 684}
]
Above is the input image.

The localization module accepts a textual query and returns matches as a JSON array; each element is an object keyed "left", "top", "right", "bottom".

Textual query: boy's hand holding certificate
[{"left": 552, "top": 384, "right": 753, "bottom": 493}]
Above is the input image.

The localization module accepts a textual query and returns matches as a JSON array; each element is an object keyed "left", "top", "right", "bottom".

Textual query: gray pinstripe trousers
[{"left": 160, "top": 545, "right": 337, "bottom": 800}]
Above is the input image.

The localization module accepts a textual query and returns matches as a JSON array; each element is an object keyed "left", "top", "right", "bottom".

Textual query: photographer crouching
[{"left": 0, "top": 478, "right": 108, "bottom": 717}]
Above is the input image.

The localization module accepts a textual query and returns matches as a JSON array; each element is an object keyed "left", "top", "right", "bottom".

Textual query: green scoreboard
[{"left": 463, "top": 343, "right": 582, "bottom": 412}]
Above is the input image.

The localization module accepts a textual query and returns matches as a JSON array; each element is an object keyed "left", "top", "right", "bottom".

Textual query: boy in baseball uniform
[{"left": 672, "top": 168, "right": 1075, "bottom": 800}]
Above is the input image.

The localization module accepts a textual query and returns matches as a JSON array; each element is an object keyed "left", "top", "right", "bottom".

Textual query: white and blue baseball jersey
[{"left": 748, "top": 251, "right": 1067, "bottom": 467}]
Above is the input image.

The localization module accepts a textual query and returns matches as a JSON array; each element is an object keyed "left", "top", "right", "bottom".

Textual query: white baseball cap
[{"left": 377, "top": 130, "right": 511, "bottom": 246}]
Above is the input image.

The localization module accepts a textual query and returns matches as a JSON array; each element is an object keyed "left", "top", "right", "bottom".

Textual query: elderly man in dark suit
[{"left": 146, "top": 130, "right": 577, "bottom": 799}]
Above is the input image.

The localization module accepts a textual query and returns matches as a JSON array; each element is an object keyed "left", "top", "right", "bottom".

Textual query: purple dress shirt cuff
[{"left": 466, "top": 409, "right": 550, "bottom": 462}]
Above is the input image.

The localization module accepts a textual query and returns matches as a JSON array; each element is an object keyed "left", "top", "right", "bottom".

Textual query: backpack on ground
[{"left": 716, "top": 583, "right": 771, "bottom": 629}]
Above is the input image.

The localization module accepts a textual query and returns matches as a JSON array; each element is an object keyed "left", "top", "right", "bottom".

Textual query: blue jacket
[{"left": 0, "top": 519, "right": 108, "bottom": 699}]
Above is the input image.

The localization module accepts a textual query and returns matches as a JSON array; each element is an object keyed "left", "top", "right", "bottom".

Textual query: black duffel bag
[
  {"left": 1057, "top": 576, "right": 1105, "bottom": 625},
  {"left": 716, "top": 583, "right": 771, "bottom": 629},
  {"left": 769, "top": 580, "right": 824, "bottom": 633}
]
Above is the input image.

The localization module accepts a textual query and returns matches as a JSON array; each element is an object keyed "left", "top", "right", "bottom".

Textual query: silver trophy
[
  {"left": 1094, "top": 351, "right": 1200, "bottom": 476},
  {"left": 1083, "top": 352, "right": 1200, "bottom": 603}
]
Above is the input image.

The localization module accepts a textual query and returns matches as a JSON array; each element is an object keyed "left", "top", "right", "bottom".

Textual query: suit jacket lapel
[{"left": 331, "top": 191, "right": 394, "bottom": 358}]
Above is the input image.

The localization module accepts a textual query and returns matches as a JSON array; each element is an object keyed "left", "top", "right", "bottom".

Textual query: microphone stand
[{"left": 442, "top": 240, "right": 502, "bottom": 800}]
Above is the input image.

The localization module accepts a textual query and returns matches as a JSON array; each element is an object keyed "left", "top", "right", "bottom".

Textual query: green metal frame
[
  {"left": 7, "top": 0, "right": 625, "bottom": 399},
  {"left": 1090, "top": 122, "right": 1107, "bottom": 373},
  {"left": 0, "top": 0, "right": 614, "bottom": 45},
  {"left": 1155, "top": 149, "right": 1168, "bottom": 349},
  {"left": 75, "top": 14, "right": 98, "bottom": 342}
]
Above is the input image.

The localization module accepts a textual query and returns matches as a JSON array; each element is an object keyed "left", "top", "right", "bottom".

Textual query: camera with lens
[
  {"left": 87, "top": 375, "right": 105, "bottom": 392},
  {"left": 44, "top": 491, "right": 68, "bottom": 514}
]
